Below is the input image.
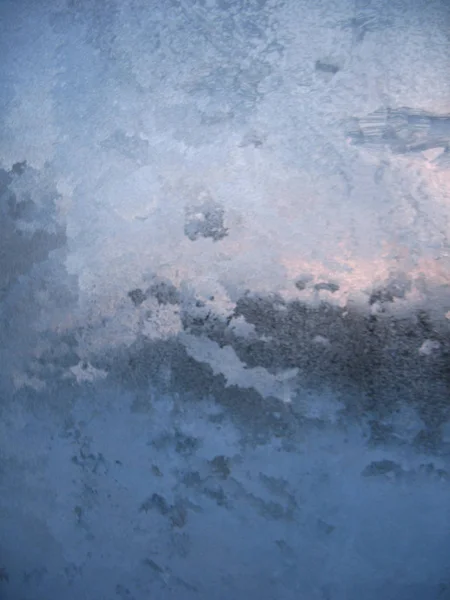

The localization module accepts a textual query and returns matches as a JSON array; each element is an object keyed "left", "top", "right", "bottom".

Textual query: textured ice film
[{"left": 0, "top": 0, "right": 450, "bottom": 598}]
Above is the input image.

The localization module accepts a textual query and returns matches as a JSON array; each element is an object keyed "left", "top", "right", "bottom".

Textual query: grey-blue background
[{"left": 1, "top": 0, "right": 450, "bottom": 598}]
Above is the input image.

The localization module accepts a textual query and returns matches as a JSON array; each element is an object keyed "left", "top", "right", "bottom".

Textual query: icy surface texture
[{"left": 0, "top": 0, "right": 450, "bottom": 598}]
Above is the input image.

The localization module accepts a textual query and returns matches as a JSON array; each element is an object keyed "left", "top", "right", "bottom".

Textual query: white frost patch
[
  {"left": 422, "top": 147, "right": 447, "bottom": 163},
  {"left": 68, "top": 362, "right": 108, "bottom": 384},
  {"left": 418, "top": 339, "right": 441, "bottom": 356},
  {"left": 181, "top": 333, "right": 298, "bottom": 403},
  {"left": 227, "top": 315, "right": 256, "bottom": 337},
  {"left": 312, "top": 335, "right": 330, "bottom": 347},
  {"left": 141, "top": 302, "right": 182, "bottom": 340}
]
